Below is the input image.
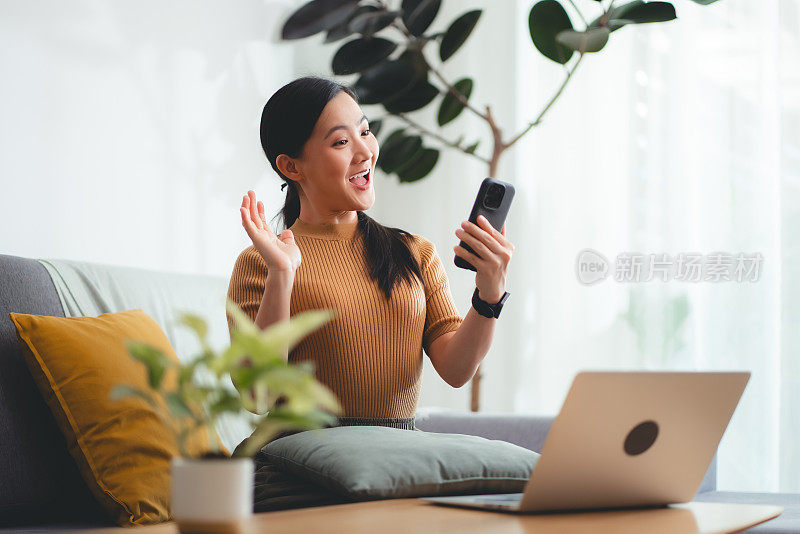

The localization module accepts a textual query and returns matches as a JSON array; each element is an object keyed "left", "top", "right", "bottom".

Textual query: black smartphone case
[{"left": 455, "top": 177, "right": 515, "bottom": 272}]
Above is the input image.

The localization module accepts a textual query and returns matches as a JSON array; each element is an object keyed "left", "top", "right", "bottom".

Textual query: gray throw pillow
[{"left": 259, "top": 426, "right": 540, "bottom": 501}]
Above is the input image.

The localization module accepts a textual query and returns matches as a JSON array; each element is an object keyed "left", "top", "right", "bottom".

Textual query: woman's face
[{"left": 287, "top": 92, "right": 379, "bottom": 220}]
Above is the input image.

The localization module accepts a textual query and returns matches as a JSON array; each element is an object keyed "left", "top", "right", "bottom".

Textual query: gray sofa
[{"left": 0, "top": 253, "right": 796, "bottom": 532}]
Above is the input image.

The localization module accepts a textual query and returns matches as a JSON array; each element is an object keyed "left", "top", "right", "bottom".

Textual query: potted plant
[{"left": 111, "top": 299, "right": 343, "bottom": 533}]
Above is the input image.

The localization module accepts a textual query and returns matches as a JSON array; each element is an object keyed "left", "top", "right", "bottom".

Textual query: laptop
[{"left": 420, "top": 371, "right": 750, "bottom": 513}]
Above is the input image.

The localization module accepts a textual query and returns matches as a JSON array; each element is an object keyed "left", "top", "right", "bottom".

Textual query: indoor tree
[{"left": 280, "top": 0, "right": 720, "bottom": 411}]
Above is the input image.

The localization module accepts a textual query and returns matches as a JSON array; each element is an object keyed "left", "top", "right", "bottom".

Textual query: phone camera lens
[{"left": 483, "top": 184, "right": 504, "bottom": 209}]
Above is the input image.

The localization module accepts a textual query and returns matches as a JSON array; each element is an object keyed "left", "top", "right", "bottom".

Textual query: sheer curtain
[
  {"left": 289, "top": 0, "right": 800, "bottom": 491},
  {"left": 505, "top": 0, "right": 799, "bottom": 493}
]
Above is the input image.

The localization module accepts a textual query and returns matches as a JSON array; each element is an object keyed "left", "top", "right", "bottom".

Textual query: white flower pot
[{"left": 171, "top": 457, "right": 254, "bottom": 534}]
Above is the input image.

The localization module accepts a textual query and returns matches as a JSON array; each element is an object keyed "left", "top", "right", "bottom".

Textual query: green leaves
[
  {"left": 402, "top": 0, "right": 441, "bottom": 36},
  {"left": 332, "top": 37, "right": 397, "bottom": 75},
  {"left": 353, "top": 60, "right": 418, "bottom": 105},
  {"left": 277, "top": 0, "right": 713, "bottom": 188},
  {"left": 437, "top": 78, "right": 473, "bottom": 126},
  {"left": 348, "top": 10, "right": 401, "bottom": 36},
  {"left": 556, "top": 28, "right": 610, "bottom": 54},
  {"left": 589, "top": 1, "right": 677, "bottom": 34},
  {"left": 376, "top": 128, "right": 439, "bottom": 182},
  {"left": 439, "top": 10, "right": 481, "bottom": 62},
  {"left": 110, "top": 384, "right": 157, "bottom": 408},
  {"left": 124, "top": 340, "right": 173, "bottom": 389},
  {"left": 111, "top": 299, "right": 342, "bottom": 459},
  {"left": 397, "top": 148, "right": 440, "bottom": 182},
  {"left": 530, "top": 1, "right": 678, "bottom": 61},
  {"left": 282, "top": 0, "right": 359, "bottom": 40},
  {"left": 619, "top": 1, "right": 677, "bottom": 23},
  {"left": 368, "top": 118, "right": 383, "bottom": 137},
  {"left": 529, "top": 1, "right": 574, "bottom": 64},
  {"left": 377, "top": 129, "right": 422, "bottom": 174},
  {"left": 324, "top": 4, "right": 378, "bottom": 43},
  {"left": 383, "top": 78, "right": 439, "bottom": 113}
]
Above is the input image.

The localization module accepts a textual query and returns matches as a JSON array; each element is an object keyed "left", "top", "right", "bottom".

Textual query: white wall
[{"left": 0, "top": 0, "right": 296, "bottom": 277}]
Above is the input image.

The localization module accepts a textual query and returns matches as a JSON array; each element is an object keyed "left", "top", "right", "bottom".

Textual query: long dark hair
[{"left": 259, "top": 76, "right": 425, "bottom": 300}]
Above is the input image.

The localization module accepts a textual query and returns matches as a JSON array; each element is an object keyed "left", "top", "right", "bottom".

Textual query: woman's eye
[{"left": 334, "top": 130, "right": 370, "bottom": 146}]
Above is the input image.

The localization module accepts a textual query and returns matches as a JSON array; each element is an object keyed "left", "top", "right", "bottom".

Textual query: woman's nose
[{"left": 354, "top": 142, "right": 373, "bottom": 163}]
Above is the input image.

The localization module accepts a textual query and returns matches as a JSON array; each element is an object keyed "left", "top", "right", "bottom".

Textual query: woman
[{"left": 227, "top": 76, "right": 514, "bottom": 511}]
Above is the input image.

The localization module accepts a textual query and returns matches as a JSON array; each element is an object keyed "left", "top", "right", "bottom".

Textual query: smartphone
[{"left": 455, "top": 177, "right": 515, "bottom": 272}]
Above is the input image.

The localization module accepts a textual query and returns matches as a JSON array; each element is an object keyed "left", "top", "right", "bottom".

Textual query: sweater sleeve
[
  {"left": 226, "top": 246, "right": 268, "bottom": 341},
  {"left": 417, "top": 236, "right": 464, "bottom": 355}
]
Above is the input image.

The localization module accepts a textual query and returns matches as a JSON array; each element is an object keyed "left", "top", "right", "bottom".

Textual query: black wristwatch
[{"left": 471, "top": 288, "right": 510, "bottom": 319}]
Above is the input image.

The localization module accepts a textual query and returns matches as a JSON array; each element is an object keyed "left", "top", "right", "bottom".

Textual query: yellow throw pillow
[{"left": 9, "top": 308, "right": 226, "bottom": 526}]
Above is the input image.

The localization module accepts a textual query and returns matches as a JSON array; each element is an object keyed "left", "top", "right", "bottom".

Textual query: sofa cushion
[
  {"left": 0, "top": 254, "right": 107, "bottom": 525},
  {"left": 9, "top": 308, "right": 223, "bottom": 526},
  {"left": 260, "top": 425, "right": 540, "bottom": 501}
]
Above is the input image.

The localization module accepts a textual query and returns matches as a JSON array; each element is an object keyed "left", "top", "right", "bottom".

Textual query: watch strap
[{"left": 472, "top": 288, "right": 510, "bottom": 319}]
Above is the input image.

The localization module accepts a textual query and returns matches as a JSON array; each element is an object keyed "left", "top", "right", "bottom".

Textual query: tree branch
[
  {"left": 390, "top": 20, "right": 488, "bottom": 121},
  {"left": 503, "top": 52, "right": 585, "bottom": 150},
  {"left": 395, "top": 112, "right": 491, "bottom": 164}
]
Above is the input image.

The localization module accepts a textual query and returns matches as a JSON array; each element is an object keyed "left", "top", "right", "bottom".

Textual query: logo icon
[{"left": 575, "top": 248, "right": 610, "bottom": 285}]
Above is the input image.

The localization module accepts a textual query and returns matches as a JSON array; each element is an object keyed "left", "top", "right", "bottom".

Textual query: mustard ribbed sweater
[{"left": 226, "top": 217, "right": 463, "bottom": 419}]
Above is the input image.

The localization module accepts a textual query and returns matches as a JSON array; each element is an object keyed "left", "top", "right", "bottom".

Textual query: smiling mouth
[{"left": 348, "top": 169, "right": 370, "bottom": 189}]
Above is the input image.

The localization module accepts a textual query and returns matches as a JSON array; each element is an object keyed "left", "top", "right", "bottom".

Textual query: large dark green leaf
[
  {"left": 397, "top": 148, "right": 439, "bottom": 182},
  {"left": 401, "top": 0, "right": 441, "bottom": 37},
  {"left": 439, "top": 10, "right": 481, "bottom": 62},
  {"left": 608, "top": 0, "right": 645, "bottom": 20},
  {"left": 324, "top": 5, "right": 378, "bottom": 43},
  {"left": 555, "top": 28, "right": 610, "bottom": 53},
  {"left": 331, "top": 37, "right": 397, "bottom": 75},
  {"left": 618, "top": 2, "right": 676, "bottom": 24},
  {"left": 376, "top": 129, "right": 408, "bottom": 173},
  {"left": 437, "top": 78, "right": 473, "bottom": 126},
  {"left": 398, "top": 49, "right": 428, "bottom": 78},
  {"left": 353, "top": 60, "right": 418, "bottom": 104},
  {"left": 383, "top": 78, "right": 439, "bottom": 113},
  {"left": 368, "top": 118, "right": 383, "bottom": 137},
  {"left": 378, "top": 133, "right": 423, "bottom": 174},
  {"left": 282, "top": 0, "right": 359, "bottom": 40},
  {"left": 589, "top": 1, "right": 676, "bottom": 33},
  {"left": 349, "top": 10, "right": 401, "bottom": 36},
  {"left": 528, "top": 0, "right": 574, "bottom": 64}
]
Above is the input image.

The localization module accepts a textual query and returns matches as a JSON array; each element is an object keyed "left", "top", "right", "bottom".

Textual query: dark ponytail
[{"left": 259, "top": 76, "right": 425, "bottom": 300}]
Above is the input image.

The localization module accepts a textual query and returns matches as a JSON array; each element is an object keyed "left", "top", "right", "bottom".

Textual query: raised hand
[{"left": 240, "top": 190, "right": 301, "bottom": 273}]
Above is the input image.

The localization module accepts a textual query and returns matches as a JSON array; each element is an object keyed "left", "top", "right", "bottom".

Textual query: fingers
[
  {"left": 453, "top": 243, "right": 485, "bottom": 268},
  {"left": 247, "top": 190, "right": 261, "bottom": 230},
  {"left": 476, "top": 215, "right": 514, "bottom": 252},
  {"left": 241, "top": 191, "right": 276, "bottom": 238},
  {"left": 455, "top": 227, "right": 495, "bottom": 262},
  {"left": 240, "top": 207, "right": 257, "bottom": 241},
  {"left": 460, "top": 217, "right": 506, "bottom": 257},
  {"left": 257, "top": 200, "right": 268, "bottom": 228}
]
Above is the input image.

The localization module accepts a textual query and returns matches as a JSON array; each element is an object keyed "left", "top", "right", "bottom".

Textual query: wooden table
[{"left": 88, "top": 499, "right": 782, "bottom": 534}]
